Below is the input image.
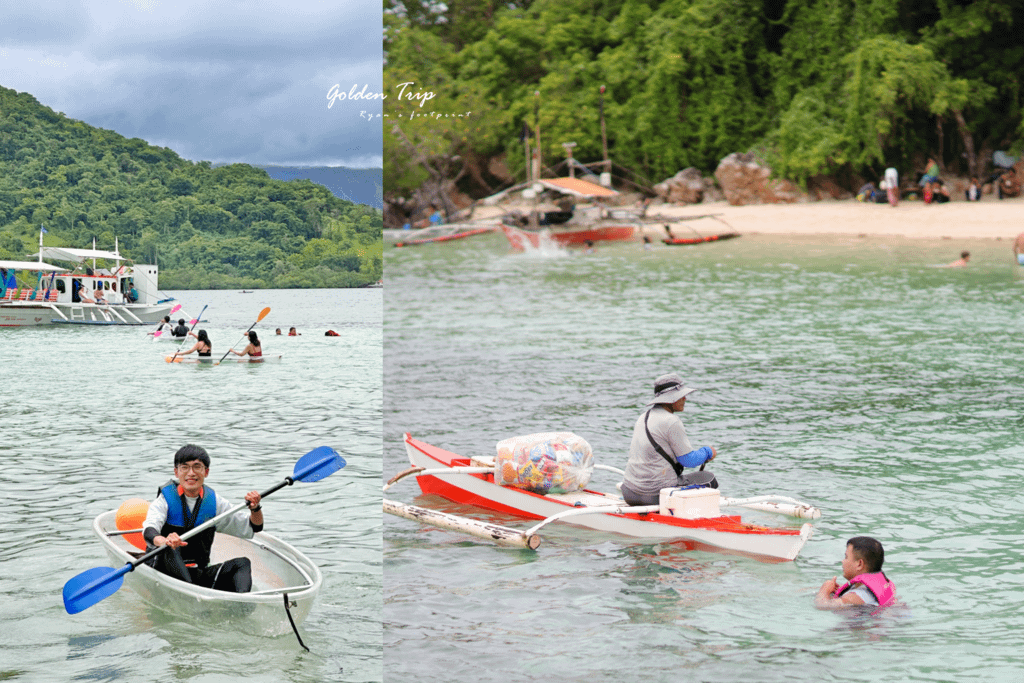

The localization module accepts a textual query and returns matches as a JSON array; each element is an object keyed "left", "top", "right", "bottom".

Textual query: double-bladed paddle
[
  {"left": 62, "top": 445, "right": 345, "bottom": 615},
  {"left": 168, "top": 304, "right": 209, "bottom": 358},
  {"left": 216, "top": 307, "right": 271, "bottom": 364},
  {"left": 152, "top": 304, "right": 183, "bottom": 338}
]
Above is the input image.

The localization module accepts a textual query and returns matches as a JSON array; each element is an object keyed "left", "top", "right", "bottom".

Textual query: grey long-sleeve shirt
[{"left": 623, "top": 406, "right": 694, "bottom": 494}]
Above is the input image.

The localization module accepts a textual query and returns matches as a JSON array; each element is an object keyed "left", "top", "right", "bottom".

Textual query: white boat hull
[
  {"left": 403, "top": 434, "right": 812, "bottom": 562},
  {"left": 93, "top": 510, "right": 322, "bottom": 637},
  {"left": 0, "top": 301, "right": 175, "bottom": 326}
]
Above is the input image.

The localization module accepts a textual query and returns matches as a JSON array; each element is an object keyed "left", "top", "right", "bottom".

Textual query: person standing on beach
[{"left": 1014, "top": 233, "right": 1024, "bottom": 266}]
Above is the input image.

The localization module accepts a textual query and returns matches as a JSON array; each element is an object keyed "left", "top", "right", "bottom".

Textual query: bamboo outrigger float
[{"left": 385, "top": 433, "right": 820, "bottom": 562}]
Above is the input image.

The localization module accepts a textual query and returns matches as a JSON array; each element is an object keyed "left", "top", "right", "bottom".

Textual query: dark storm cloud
[{"left": 0, "top": 1, "right": 382, "bottom": 167}]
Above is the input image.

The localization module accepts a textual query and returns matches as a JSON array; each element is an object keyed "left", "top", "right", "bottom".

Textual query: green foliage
[
  {"left": 0, "top": 86, "right": 383, "bottom": 289},
  {"left": 385, "top": 0, "right": 1024, "bottom": 195}
]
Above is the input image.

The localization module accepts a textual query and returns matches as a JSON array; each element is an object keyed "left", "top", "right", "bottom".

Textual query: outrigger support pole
[
  {"left": 384, "top": 499, "right": 541, "bottom": 550},
  {"left": 383, "top": 466, "right": 495, "bottom": 492},
  {"left": 524, "top": 504, "right": 659, "bottom": 537}
]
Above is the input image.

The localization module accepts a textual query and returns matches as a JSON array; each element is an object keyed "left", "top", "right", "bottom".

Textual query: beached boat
[
  {"left": 0, "top": 242, "right": 176, "bottom": 327},
  {"left": 385, "top": 434, "right": 818, "bottom": 562},
  {"left": 662, "top": 232, "right": 741, "bottom": 245},
  {"left": 385, "top": 223, "right": 499, "bottom": 246},
  {"left": 93, "top": 509, "right": 322, "bottom": 637},
  {"left": 500, "top": 223, "right": 639, "bottom": 251},
  {"left": 391, "top": 223, "right": 498, "bottom": 247}
]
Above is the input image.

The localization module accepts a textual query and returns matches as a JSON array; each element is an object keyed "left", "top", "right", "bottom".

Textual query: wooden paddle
[
  {"left": 168, "top": 304, "right": 208, "bottom": 359},
  {"left": 151, "top": 304, "right": 183, "bottom": 338},
  {"left": 62, "top": 445, "right": 345, "bottom": 615},
  {"left": 216, "top": 307, "right": 271, "bottom": 365}
]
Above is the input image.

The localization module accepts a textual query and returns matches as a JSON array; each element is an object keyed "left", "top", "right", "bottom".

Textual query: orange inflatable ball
[{"left": 116, "top": 498, "right": 150, "bottom": 551}]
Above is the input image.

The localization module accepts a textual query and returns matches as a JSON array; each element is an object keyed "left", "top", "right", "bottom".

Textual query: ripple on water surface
[{"left": 384, "top": 233, "right": 1024, "bottom": 682}]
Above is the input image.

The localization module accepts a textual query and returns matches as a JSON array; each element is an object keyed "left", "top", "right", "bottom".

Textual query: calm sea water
[
  {"left": 0, "top": 288, "right": 382, "bottom": 683},
  {"left": 383, "top": 232, "right": 1024, "bottom": 682}
]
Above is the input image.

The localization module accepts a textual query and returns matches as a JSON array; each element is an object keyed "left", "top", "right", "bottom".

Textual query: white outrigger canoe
[
  {"left": 385, "top": 433, "right": 819, "bottom": 562},
  {"left": 93, "top": 510, "right": 322, "bottom": 637},
  {"left": 0, "top": 238, "right": 175, "bottom": 326}
]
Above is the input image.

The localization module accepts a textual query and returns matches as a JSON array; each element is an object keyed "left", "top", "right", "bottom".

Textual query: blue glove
[{"left": 676, "top": 446, "right": 713, "bottom": 469}]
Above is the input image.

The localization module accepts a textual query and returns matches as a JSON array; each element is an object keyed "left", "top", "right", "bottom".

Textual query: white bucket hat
[{"left": 646, "top": 372, "right": 697, "bottom": 405}]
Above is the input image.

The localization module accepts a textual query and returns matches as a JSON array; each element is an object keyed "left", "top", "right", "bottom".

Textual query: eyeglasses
[{"left": 176, "top": 463, "right": 208, "bottom": 474}]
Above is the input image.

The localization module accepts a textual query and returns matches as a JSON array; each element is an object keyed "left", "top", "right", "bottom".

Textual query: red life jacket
[{"left": 834, "top": 571, "right": 896, "bottom": 608}]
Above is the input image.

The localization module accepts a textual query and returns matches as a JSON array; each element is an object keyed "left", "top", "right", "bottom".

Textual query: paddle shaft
[
  {"left": 126, "top": 476, "right": 297, "bottom": 570},
  {"left": 153, "top": 304, "right": 183, "bottom": 337},
  {"left": 218, "top": 307, "right": 270, "bottom": 363},
  {"left": 173, "top": 304, "right": 208, "bottom": 355}
]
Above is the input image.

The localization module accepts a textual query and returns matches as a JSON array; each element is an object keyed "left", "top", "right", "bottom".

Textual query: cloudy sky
[{"left": 0, "top": 0, "right": 383, "bottom": 168}]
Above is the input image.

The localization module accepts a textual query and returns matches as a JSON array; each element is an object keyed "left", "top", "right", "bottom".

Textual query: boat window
[{"left": 56, "top": 279, "right": 66, "bottom": 293}]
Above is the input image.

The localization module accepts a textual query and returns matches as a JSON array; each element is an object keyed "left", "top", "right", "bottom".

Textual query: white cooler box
[{"left": 659, "top": 487, "right": 721, "bottom": 519}]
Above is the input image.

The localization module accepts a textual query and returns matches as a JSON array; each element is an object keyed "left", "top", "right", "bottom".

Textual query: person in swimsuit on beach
[
  {"left": 175, "top": 329, "right": 212, "bottom": 359},
  {"left": 1014, "top": 233, "right": 1024, "bottom": 266},
  {"left": 229, "top": 331, "right": 263, "bottom": 359}
]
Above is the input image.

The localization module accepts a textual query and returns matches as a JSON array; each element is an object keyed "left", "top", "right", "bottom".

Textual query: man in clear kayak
[
  {"left": 142, "top": 445, "right": 263, "bottom": 593},
  {"left": 815, "top": 536, "right": 897, "bottom": 609},
  {"left": 620, "top": 373, "right": 717, "bottom": 506}
]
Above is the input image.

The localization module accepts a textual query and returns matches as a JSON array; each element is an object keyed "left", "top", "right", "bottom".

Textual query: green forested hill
[
  {"left": 385, "top": 0, "right": 1024, "bottom": 196},
  {"left": 0, "top": 86, "right": 382, "bottom": 289}
]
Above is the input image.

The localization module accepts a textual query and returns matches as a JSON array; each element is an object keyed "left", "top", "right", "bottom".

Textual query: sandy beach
[
  {"left": 656, "top": 196, "right": 1024, "bottom": 240},
  {"left": 469, "top": 195, "right": 1023, "bottom": 241}
]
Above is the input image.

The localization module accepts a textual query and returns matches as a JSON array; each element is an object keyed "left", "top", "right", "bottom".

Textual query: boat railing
[{"left": 250, "top": 540, "right": 316, "bottom": 590}]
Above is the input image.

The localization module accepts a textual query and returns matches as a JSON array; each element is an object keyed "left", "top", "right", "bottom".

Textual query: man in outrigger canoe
[
  {"left": 620, "top": 373, "right": 717, "bottom": 506},
  {"left": 815, "top": 536, "right": 897, "bottom": 609},
  {"left": 142, "top": 445, "right": 263, "bottom": 593}
]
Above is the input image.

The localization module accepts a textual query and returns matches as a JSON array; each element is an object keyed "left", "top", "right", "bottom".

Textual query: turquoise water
[
  {"left": 1, "top": 289, "right": 381, "bottom": 683},
  {"left": 384, "top": 233, "right": 1024, "bottom": 682}
]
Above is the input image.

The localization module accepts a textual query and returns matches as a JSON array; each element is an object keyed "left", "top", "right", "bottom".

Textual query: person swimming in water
[{"left": 815, "top": 536, "right": 896, "bottom": 609}]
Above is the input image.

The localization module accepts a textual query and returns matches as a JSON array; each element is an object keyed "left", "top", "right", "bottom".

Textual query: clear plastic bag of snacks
[{"left": 494, "top": 432, "right": 594, "bottom": 494}]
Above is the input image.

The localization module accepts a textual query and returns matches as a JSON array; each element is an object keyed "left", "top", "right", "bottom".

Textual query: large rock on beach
[
  {"left": 714, "top": 153, "right": 807, "bottom": 205},
  {"left": 654, "top": 167, "right": 706, "bottom": 204}
]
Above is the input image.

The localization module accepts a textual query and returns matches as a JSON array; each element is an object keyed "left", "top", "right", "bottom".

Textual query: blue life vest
[{"left": 159, "top": 482, "right": 218, "bottom": 568}]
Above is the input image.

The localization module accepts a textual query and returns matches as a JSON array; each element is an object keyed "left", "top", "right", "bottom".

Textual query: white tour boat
[{"left": 0, "top": 238, "right": 176, "bottom": 326}]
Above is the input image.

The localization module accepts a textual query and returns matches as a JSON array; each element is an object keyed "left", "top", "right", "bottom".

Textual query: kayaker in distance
[
  {"left": 229, "top": 330, "right": 263, "bottom": 358},
  {"left": 175, "top": 329, "right": 212, "bottom": 358},
  {"left": 620, "top": 373, "right": 717, "bottom": 506},
  {"left": 815, "top": 536, "right": 897, "bottom": 609},
  {"left": 142, "top": 445, "right": 264, "bottom": 593},
  {"left": 152, "top": 315, "right": 172, "bottom": 335}
]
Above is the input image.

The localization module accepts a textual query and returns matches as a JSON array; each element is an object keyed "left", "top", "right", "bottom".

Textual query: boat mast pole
[
  {"left": 600, "top": 85, "right": 609, "bottom": 176},
  {"left": 530, "top": 91, "right": 541, "bottom": 229}
]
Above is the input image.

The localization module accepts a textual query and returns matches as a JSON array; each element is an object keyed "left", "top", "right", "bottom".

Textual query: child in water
[{"left": 815, "top": 536, "right": 896, "bottom": 609}]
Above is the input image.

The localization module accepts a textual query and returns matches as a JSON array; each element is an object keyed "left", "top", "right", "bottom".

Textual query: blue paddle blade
[
  {"left": 63, "top": 564, "right": 130, "bottom": 614},
  {"left": 293, "top": 446, "right": 345, "bottom": 483}
]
